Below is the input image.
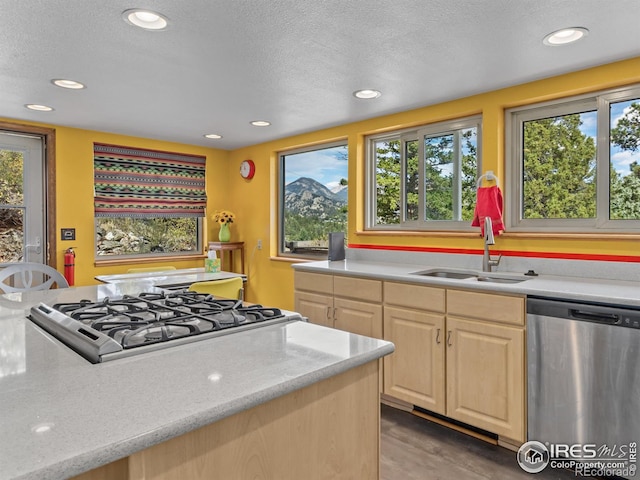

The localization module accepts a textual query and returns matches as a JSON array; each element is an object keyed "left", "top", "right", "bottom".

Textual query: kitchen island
[{"left": 0, "top": 283, "right": 393, "bottom": 480}]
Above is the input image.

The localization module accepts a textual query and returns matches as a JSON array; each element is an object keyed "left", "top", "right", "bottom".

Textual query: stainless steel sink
[
  {"left": 476, "top": 275, "right": 528, "bottom": 284},
  {"left": 410, "top": 268, "right": 530, "bottom": 283},
  {"left": 413, "top": 270, "right": 476, "bottom": 280},
  {"left": 410, "top": 269, "right": 477, "bottom": 279}
]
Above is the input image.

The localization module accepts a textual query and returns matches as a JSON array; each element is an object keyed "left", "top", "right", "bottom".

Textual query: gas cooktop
[{"left": 29, "top": 291, "right": 303, "bottom": 363}]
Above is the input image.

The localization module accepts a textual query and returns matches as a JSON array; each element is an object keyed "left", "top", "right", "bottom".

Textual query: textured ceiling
[{"left": 1, "top": 0, "right": 639, "bottom": 150}]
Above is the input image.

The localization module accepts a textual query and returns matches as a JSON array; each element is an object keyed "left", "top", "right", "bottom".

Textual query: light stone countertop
[
  {"left": 95, "top": 267, "right": 247, "bottom": 287},
  {"left": 0, "top": 284, "right": 394, "bottom": 480},
  {"left": 292, "top": 259, "right": 640, "bottom": 308}
]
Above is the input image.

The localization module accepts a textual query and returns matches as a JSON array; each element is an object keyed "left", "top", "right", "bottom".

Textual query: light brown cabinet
[
  {"left": 294, "top": 272, "right": 334, "bottom": 328},
  {"left": 383, "top": 282, "right": 446, "bottom": 414},
  {"left": 294, "top": 271, "right": 384, "bottom": 390},
  {"left": 294, "top": 270, "right": 526, "bottom": 442},
  {"left": 294, "top": 271, "right": 382, "bottom": 339},
  {"left": 445, "top": 315, "right": 524, "bottom": 441},
  {"left": 383, "top": 282, "right": 526, "bottom": 443},
  {"left": 445, "top": 289, "right": 525, "bottom": 441},
  {"left": 383, "top": 305, "right": 445, "bottom": 414},
  {"left": 295, "top": 291, "right": 334, "bottom": 328}
]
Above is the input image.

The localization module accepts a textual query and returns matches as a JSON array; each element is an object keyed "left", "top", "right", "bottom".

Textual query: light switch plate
[{"left": 61, "top": 228, "right": 76, "bottom": 241}]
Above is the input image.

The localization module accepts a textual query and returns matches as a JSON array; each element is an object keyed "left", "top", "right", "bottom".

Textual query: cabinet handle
[
  {"left": 436, "top": 328, "right": 441, "bottom": 344},
  {"left": 326, "top": 306, "right": 332, "bottom": 320},
  {"left": 447, "top": 330, "right": 452, "bottom": 347}
]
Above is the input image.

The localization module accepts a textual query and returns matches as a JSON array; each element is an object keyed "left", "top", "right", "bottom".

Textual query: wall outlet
[{"left": 257, "top": 239, "right": 262, "bottom": 250}]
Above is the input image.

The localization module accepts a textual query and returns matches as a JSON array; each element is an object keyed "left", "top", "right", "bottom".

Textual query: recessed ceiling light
[
  {"left": 543, "top": 27, "right": 589, "bottom": 46},
  {"left": 52, "top": 79, "right": 85, "bottom": 89},
  {"left": 353, "top": 89, "right": 381, "bottom": 99},
  {"left": 204, "top": 133, "right": 223, "bottom": 139},
  {"left": 122, "top": 9, "right": 169, "bottom": 30},
  {"left": 250, "top": 120, "right": 271, "bottom": 127},
  {"left": 25, "top": 104, "right": 54, "bottom": 112}
]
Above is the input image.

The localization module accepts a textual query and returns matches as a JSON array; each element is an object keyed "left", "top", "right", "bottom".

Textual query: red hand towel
[{"left": 471, "top": 185, "right": 504, "bottom": 236}]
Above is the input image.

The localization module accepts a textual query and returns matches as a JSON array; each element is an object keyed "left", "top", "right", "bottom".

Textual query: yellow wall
[
  {"left": 2, "top": 56, "right": 639, "bottom": 308},
  {"left": 0, "top": 120, "right": 230, "bottom": 286},
  {"left": 229, "top": 57, "right": 640, "bottom": 310},
  {"left": 58, "top": 129, "right": 231, "bottom": 286}
]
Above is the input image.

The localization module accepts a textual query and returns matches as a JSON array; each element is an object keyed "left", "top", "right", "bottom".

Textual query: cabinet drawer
[
  {"left": 384, "top": 282, "right": 445, "bottom": 313},
  {"left": 447, "top": 289, "right": 524, "bottom": 326},
  {"left": 294, "top": 271, "right": 333, "bottom": 295},
  {"left": 334, "top": 276, "right": 382, "bottom": 303}
]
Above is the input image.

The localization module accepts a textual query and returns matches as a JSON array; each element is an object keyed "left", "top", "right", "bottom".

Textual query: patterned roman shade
[{"left": 94, "top": 143, "right": 207, "bottom": 218}]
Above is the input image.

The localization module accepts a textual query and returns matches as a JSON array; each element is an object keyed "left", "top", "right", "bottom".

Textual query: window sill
[
  {"left": 270, "top": 256, "right": 323, "bottom": 264},
  {"left": 502, "top": 231, "right": 640, "bottom": 240},
  {"left": 357, "top": 229, "right": 480, "bottom": 238}
]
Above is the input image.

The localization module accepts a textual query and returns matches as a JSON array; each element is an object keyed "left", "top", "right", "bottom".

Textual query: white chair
[{"left": 0, "top": 262, "right": 69, "bottom": 293}]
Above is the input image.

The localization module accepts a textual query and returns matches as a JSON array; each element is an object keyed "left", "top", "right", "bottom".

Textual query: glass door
[{"left": 0, "top": 132, "right": 44, "bottom": 264}]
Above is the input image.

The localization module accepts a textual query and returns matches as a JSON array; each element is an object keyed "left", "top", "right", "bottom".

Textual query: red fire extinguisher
[{"left": 64, "top": 248, "right": 75, "bottom": 286}]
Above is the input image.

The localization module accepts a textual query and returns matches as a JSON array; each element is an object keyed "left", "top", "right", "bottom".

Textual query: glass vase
[{"left": 218, "top": 223, "right": 231, "bottom": 242}]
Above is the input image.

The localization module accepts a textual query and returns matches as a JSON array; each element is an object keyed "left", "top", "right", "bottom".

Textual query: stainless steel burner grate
[{"left": 29, "top": 290, "right": 302, "bottom": 363}]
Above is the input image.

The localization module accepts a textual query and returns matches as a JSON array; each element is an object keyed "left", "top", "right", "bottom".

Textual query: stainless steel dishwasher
[{"left": 528, "top": 297, "right": 640, "bottom": 450}]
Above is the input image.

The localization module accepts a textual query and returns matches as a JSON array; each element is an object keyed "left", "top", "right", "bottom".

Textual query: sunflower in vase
[{"left": 212, "top": 210, "right": 235, "bottom": 242}]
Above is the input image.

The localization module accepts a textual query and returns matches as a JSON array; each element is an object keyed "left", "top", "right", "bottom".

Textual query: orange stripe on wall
[{"left": 347, "top": 243, "right": 640, "bottom": 263}]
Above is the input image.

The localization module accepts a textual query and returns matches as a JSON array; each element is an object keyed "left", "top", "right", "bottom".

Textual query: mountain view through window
[{"left": 281, "top": 144, "right": 348, "bottom": 256}]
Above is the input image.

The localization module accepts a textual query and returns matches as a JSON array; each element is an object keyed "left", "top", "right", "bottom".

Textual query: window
[
  {"left": 94, "top": 144, "right": 206, "bottom": 258},
  {"left": 366, "top": 116, "right": 481, "bottom": 230},
  {"left": 508, "top": 85, "right": 640, "bottom": 231},
  {"left": 279, "top": 142, "right": 348, "bottom": 257}
]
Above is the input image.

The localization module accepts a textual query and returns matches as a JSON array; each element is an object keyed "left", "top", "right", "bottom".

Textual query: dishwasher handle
[{"left": 569, "top": 308, "right": 620, "bottom": 324}]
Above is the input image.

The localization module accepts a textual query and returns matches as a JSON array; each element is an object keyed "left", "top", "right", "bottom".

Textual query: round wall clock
[{"left": 240, "top": 159, "right": 256, "bottom": 179}]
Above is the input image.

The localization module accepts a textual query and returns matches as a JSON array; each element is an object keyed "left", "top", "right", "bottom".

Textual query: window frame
[
  {"left": 506, "top": 84, "right": 640, "bottom": 232},
  {"left": 365, "top": 115, "right": 482, "bottom": 231},
  {"left": 92, "top": 143, "right": 206, "bottom": 260},
  {"left": 278, "top": 140, "right": 348, "bottom": 259}
]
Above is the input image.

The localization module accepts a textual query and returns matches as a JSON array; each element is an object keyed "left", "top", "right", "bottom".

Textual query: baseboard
[
  {"left": 498, "top": 436, "right": 522, "bottom": 452},
  {"left": 380, "top": 393, "right": 413, "bottom": 412},
  {"left": 380, "top": 398, "right": 522, "bottom": 451}
]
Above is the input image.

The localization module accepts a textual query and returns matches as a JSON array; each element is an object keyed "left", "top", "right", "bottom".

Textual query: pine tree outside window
[
  {"left": 366, "top": 116, "right": 481, "bottom": 231},
  {"left": 507, "top": 85, "right": 640, "bottom": 232}
]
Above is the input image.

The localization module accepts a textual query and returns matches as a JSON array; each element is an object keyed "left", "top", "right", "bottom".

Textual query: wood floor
[{"left": 380, "top": 404, "right": 576, "bottom": 480}]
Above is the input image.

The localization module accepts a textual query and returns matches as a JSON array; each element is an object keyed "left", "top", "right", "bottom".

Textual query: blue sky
[
  {"left": 281, "top": 101, "right": 639, "bottom": 188},
  {"left": 580, "top": 99, "right": 640, "bottom": 177},
  {"left": 610, "top": 100, "right": 639, "bottom": 177},
  {"left": 283, "top": 145, "right": 348, "bottom": 191}
]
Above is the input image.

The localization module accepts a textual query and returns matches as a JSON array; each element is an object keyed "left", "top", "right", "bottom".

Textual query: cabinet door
[
  {"left": 294, "top": 291, "right": 334, "bottom": 328},
  {"left": 446, "top": 316, "right": 525, "bottom": 442},
  {"left": 383, "top": 306, "right": 445, "bottom": 415},
  {"left": 334, "top": 298, "right": 382, "bottom": 339}
]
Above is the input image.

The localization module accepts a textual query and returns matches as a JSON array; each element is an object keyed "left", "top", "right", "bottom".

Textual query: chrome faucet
[{"left": 482, "top": 217, "right": 502, "bottom": 272}]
